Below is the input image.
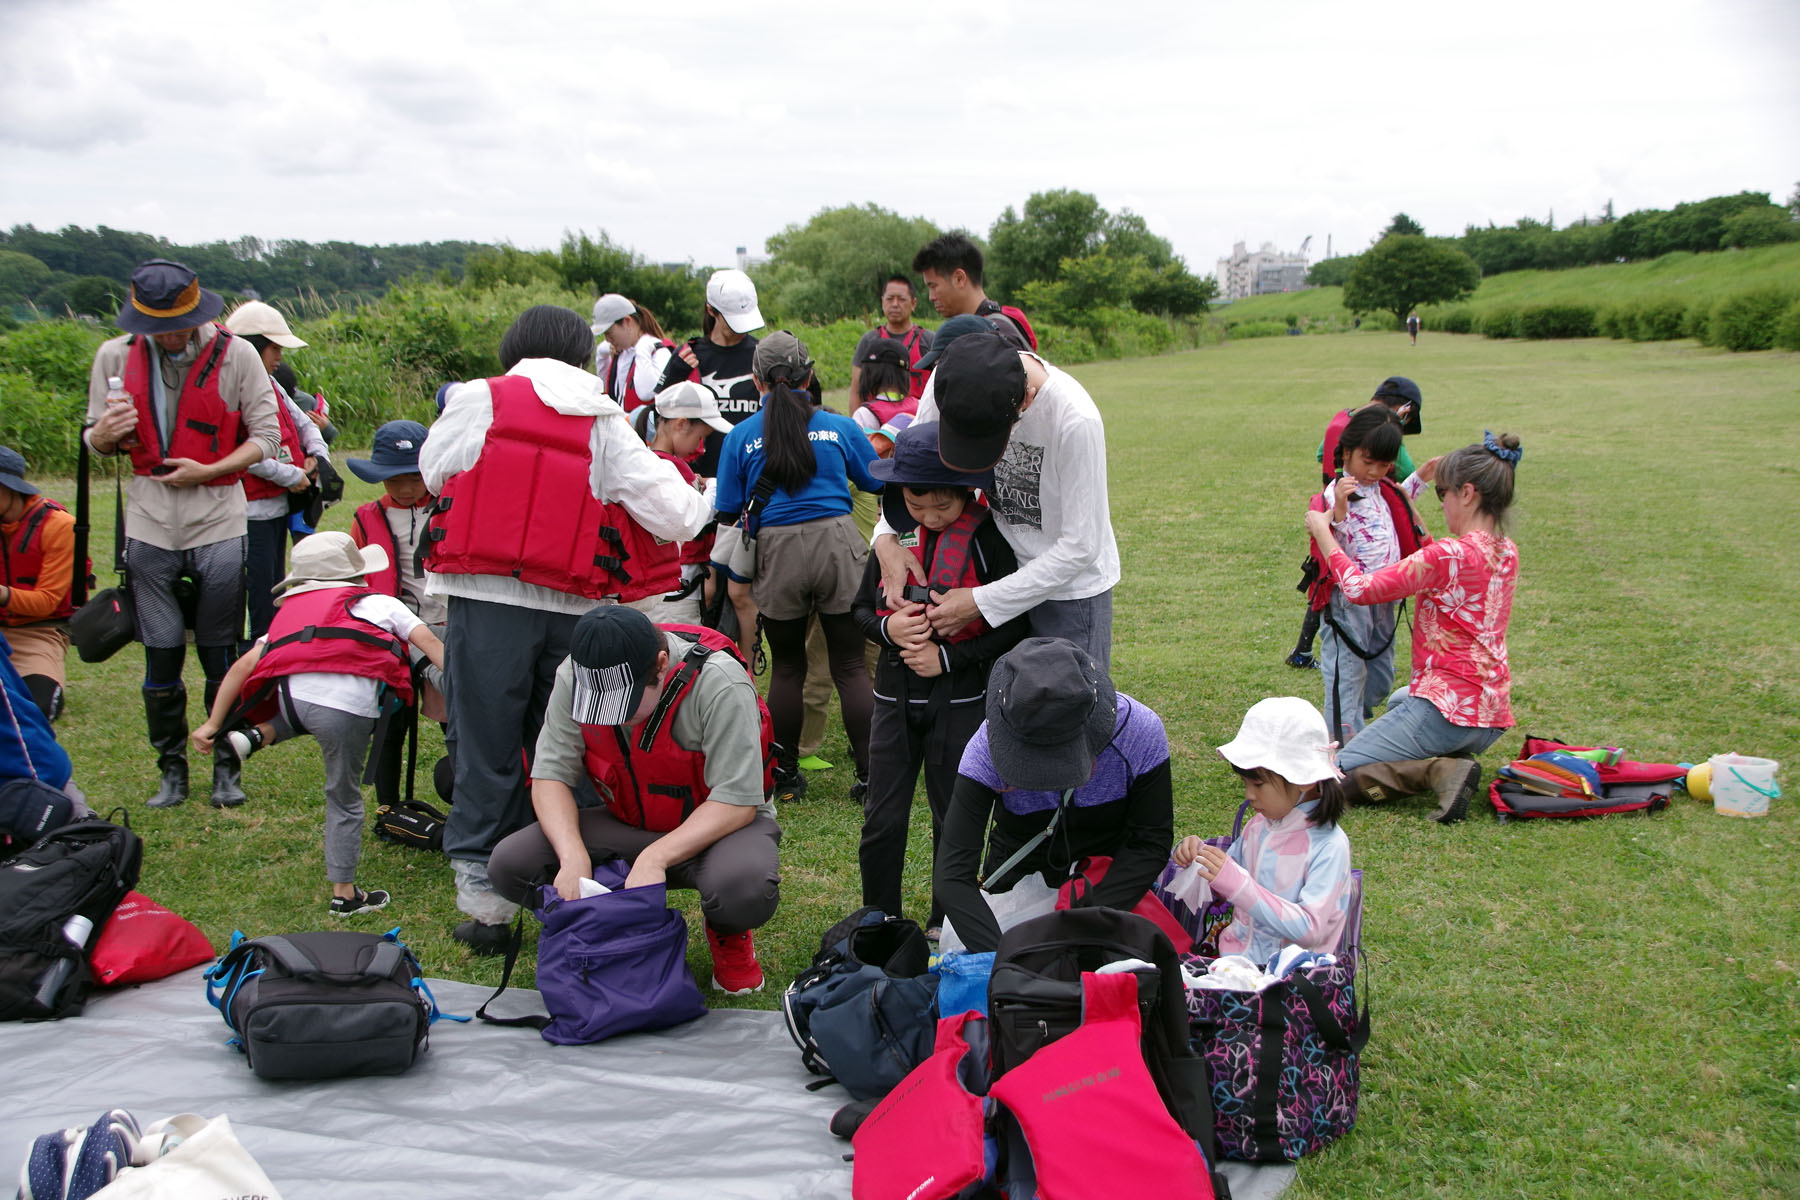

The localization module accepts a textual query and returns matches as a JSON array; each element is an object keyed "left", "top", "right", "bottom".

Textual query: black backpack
[
  {"left": 988, "top": 908, "right": 1222, "bottom": 1166},
  {"left": 781, "top": 907, "right": 939, "bottom": 1101},
  {"left": 0, "top": 817, "right": 143, "bottom": 1021},
  {"left": 204, "top": 929, "right": 438, "bottom": 1080}
]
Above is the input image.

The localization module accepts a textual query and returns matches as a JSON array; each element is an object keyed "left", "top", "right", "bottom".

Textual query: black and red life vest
[
  {"left": 876, "top": 505, "right": 990, "bottom": 643},
  {"left": 240, "top": 378, "right": 309, "bottom": 502},
  {"left": 1305, "top": 478, "right": 1431, "bottom": 613},
  {"left": 1319, "top": 408, "right": 1355, "bottom": 487},
  {"left": 974, "top": 298, "right": 1038, "bottom": 352},
  {"left": 119, "top": 326, "right": 246, "bottom": 487},
  {"left": 578, "top": 625, "right": 774, "bottom": 833},
  {"left": 351, "top": 500, "right": 404, "bottom": 598},
  {"left": 238, "top": 587, "right": 414, "bottom": 722},
  {"left": 606, "top": 338, "right": 677, "bottom": 414},
  {"left": 1, "top": 496, "right": 80, "bottom": 623},
  {"left": 423, "top": 375, "right": 678, "bottom": 603},
  {"left": 877, "top": 325, "right": 930, "bottom": 401}
]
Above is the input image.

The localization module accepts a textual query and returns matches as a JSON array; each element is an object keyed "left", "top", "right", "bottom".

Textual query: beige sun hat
[
  {"left": 272, "top": 532, "right": 389, "bottom": 604},
  {"left": 225, "top": 300, "right": 308, "bottom": 348}
]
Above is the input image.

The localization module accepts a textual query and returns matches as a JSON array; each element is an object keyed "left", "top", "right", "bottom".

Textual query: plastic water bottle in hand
[{"left": 106, "top": 375, "right": 138, "bottom": 450}]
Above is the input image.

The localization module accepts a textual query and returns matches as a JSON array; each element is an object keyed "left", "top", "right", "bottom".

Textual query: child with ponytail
[{"left": 1174, "top": 697, "right": 1354, "bottom": 965}]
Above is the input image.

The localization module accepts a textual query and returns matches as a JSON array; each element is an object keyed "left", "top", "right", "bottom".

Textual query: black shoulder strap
[
  {"left": 475, "top": 916, "right": 552, "bottom": 1029},
  {"left": 252, "top": 934, "right": 322, "bottom": 978},
  {"left": 263, "top": 623, "right": 409, "bottom": 662},
  {"left": 635, "top": 641, "right": 710, "bottom": 752}
]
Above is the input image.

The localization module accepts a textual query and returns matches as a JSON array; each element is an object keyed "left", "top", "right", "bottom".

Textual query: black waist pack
[
  {"left": 374, "top": 798, "right": 448, "bottom": 852},
  {"left": 204, "top": 929, "right": 446, "bottom": 1080}
]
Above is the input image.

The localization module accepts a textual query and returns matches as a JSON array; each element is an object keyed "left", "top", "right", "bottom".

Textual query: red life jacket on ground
[
  {"left": 239, "top": 587, "right": 415, "bottom": 722},
  {"left": 578, "top": 625, "right": 774, "bottom": 833},
  {"left": 351, "top": 500, "right": 403, "bottom": 598},
  {"left": 119, "top": 326, "right": 246, "bottom": 486},
  {"left": 423, "top": 375, "right": 675, "bottom": 602},
  {"left": 877, "top": 505, "right": 990, "bottom": 643},
  {"left": 240, "top": 380, "right": 309, "bottom": 502},
  {"left": 1305, "top": 478, "right": 1431, "bottom": 613},
  {"left": 1, "top": 496, "right": 81, "bottom": 622},
  {"left": 607, "top": 339, "right": 677, "bottom": 413}
]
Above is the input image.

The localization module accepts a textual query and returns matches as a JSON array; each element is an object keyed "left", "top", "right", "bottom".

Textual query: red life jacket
[
  {"left": 351, "top": 500, "right": 403, "bottom": 598},
  {"left": 974, "top": 298, "right": 1038, "bottom": 351},
  {"left": 876, "top": 505, "right": 990, "bottom": 643},
  {"left": 240, "top": 379, "right": 309, "bottom": 502},
  {"left": 877, "top": 325, "right": 930, "bottom": 401},
  {"left": 423, "top": 375, "right": 677, "bottom": 602},
  {"left": 578, "top": 625, "right": 774, "bottom": 832},
  {"left": 850, "top": 1011, "right": 991, "bottom": 1200},
  {"left": 238, "top": 587, "right": 415, "bottom": 722},
  {"left": 119, "top": 326, "right": 246, "bottom": 486},
  {"left": 1319, "top": 408, "right": 1355, "bottom": 487},
  {"left": 606, "top": 338, "right": 677, "bottom": 413},
  {"left": 863, "top": 393, "right": 918, "bottom": 428},
  {"left": 1305, "top": 477, "right": 1431, "bottom": 613},
  {"left": 1, "top": 496, "right": 82, "bottom": 622}
]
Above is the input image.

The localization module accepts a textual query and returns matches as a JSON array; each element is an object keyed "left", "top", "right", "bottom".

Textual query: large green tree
[
  {"left": 757, "top": 204, "right": 941, "bottom": 324},
  {"left": 1342, "top": 235, "right": 1481, "bottom": 324},
  {"left": 986, "top": 189, "right": 1107, "bottom": 296}
]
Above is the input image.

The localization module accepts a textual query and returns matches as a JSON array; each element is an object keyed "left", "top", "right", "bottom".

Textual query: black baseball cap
[
  {"left": 1372, "top": 376, "right": 1423, "bottom": 434},
  {"left": 932, "top": 334, "right": 1027, "bottom": 472}
]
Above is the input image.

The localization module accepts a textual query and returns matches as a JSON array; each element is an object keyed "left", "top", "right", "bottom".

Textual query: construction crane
[{"left": 1298, "top": 235, "right": 1312, "bottom": 259}]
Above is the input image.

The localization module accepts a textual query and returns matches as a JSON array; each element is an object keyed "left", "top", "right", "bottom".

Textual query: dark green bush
[
  {"left": 1628, "top": 297, "right": 1688, "bottom": 342},
  {"left": 1427, "top": 307, "right": 1476, "bottom": 334},
  {"left": 0, "top": 319, "right": 108, "bottom": 395},
  {"left": 1682, "top": 303, "right": 1711, "bottom": 344},
  {"left": 1710, "top": 288, "right": 1799, "bottom": 352},
  {"left": 1227, "top": 320, "right": 1288, "bottom": 340},
  {"left": 1517, "top": 303, "right": 1598, "bottom": 340},
  {"left": 1597, "top": 305, "right": 1628, "bottom": 339},
  {"left": 1772, "top": 300, "right": 1800, "bottom": 351},
  {"left": 1479, "top": 307, "right": 1521, "bottom": 338},
  {"left": 0, "top": 369, "right": 87, "bottom": 474}
]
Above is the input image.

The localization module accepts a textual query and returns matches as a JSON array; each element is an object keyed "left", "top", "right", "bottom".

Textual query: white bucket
[{"left": 1707, "top": 754, "right": 1781, "bottom": 818}]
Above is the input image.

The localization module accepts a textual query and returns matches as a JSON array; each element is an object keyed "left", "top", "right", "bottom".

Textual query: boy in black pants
[{"left": 851, "top": 422, "right": 1028, "bottom": 935}]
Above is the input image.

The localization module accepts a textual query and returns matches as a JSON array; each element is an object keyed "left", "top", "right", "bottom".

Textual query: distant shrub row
[{"left": 1423, "top": 288, "right": 1800, "bottom": 353}]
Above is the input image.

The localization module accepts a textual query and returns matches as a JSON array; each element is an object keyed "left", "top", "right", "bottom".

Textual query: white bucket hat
[
  {"left": 273, "top": 532, "right": 389, "bottom": 604},
  {"left": 590, "top": 293, "right": 634, "bottom": 334},
  {"left": 224, "top": 300, "right": 307, "bottom": 348},
  {"left": 1216, "top": 697, "right": 1344, "bottom": 785}
]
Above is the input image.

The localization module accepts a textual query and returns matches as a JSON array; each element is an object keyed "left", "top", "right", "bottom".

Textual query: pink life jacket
[
  {"left": 424, "top": 375, "right": 675, "bottom": 602},
  {"left": 850, "top": 1011, "right": 991, "bottom": 1200},
  {"left": 119, "top": 327, "right": 245, "bottom": 486},
  {"left": 578, "top": 625, "right": 774, "bottom": 832}
]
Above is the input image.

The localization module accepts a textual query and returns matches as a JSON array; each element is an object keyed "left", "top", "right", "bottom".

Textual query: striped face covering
[{"left": 571, "top": 661, "right": 644, "bottom": 727}]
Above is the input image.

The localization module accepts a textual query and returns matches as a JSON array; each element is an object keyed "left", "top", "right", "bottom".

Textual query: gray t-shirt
[{"left": 533, "top": 631, "right": 772, "bottom": 814}]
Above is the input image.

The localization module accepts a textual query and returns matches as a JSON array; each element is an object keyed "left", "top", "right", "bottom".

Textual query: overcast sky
[{"left": 2, "top": 0, "right": 1794, "bottom": 280}]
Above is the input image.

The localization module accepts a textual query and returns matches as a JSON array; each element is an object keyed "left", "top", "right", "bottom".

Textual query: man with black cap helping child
[
  {"left": 933, "top": 637, "right": 1174, "bottom": 954},
  {"left": 851, "top": 422, "right": 1029, "bottom": 935},
  {"left": 82, "top": 258, "right": 283, "bottom": 809},
  {"left": 486, "top": 606, "right": 780, "bottom": 995},
  {"left": 871, "top": 327, "right": 1121, "bottom": 668}
]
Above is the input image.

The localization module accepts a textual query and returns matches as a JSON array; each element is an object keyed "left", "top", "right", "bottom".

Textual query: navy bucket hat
[
  {"left": 115, "top": 259, "right": 224, "bottom": 335},
  {"left": 347, "top": 421, "right": 430, "bottom": 483},
  {"left": 867, "top": 422, "right": 991, "bottom": 532}
]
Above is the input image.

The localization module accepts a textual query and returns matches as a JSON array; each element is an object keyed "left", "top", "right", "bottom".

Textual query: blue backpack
[{"left": 782, "top": 907, "right": 939, "bottom": 1100}]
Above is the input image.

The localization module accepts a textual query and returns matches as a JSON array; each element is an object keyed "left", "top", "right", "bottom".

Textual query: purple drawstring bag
[{"left": 478, "top": 857, "right": 707, "bottom": 1045}]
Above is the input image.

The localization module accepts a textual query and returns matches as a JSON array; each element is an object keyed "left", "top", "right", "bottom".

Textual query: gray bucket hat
[{"left": 984, "top": 638, "right": 1119, "bottom": 791}]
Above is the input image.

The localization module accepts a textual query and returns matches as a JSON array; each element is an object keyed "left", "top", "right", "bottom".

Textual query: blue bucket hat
[
  {"left": 867, "top": 422, "right": 991, "bottom": 532},
  {"left": 114, "top": 259, "right": 224, "bottom": 335},
  {"left": 0, "top": 446, "right": 38, "bottom": 497},
  {"left": 347, "top": 421, "right": 429, "bottom": 483}
]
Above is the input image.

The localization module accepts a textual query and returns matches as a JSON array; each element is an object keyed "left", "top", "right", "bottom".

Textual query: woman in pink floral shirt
[{"left": 1303, "top": 432, "right": 1522, "bottom": 823}]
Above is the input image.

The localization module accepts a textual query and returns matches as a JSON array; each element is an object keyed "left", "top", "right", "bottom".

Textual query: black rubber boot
[
  {"left": 144, "top": 684, "right": 189, "bottom": 808},
  {"left": 203, "top": 676, "right": 247, "bottom": 808}
]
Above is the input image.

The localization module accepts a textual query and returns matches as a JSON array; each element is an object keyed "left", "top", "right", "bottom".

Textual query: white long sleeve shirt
[
  {"left": 876, "top": 353, "right": 1121, "bottom": 627},
  {"left": 420, "top": 357, "right": 713, "bottom": 615}
]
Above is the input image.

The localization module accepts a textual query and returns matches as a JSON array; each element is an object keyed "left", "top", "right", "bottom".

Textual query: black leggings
[{"left": 762, "top": 610, "right": 872, "bottom": 778}]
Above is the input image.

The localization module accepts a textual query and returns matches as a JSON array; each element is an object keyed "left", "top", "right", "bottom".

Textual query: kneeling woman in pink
[{"left": 1304, "top": 431, "right": 1523, "bottom": 823}]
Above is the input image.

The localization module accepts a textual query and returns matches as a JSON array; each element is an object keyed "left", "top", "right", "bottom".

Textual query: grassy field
[
  {"left": 37, "top": 330, "right": 1800, "bottom": 1197},
  {"left": 1219, "top": 240, "right": 1800, "bottom": 328}
]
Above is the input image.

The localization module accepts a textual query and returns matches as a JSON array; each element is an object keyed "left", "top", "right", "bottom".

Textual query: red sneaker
[{"left": 706, "top": 924, "right": 764, "bottom": 995}]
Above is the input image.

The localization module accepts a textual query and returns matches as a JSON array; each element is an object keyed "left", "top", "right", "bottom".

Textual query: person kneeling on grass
[
  {"left": 191, "top": 532, "right": 446, "bottom": 917},
  {"left": 486, "top": 605, "right": 781, "bottom": 994}
]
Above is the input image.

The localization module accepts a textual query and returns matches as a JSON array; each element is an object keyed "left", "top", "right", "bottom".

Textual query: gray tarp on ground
[{"left": 0, "top": 970, "right": 1294, "bottom": 1199}]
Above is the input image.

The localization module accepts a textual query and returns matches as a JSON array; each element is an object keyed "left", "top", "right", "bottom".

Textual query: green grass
[
  {"left": 39, "top": 331, "right": 1800, "bottom": 1197},
  {"left": 1219, "top": 241, "right": 1800, "bottom": 331}
]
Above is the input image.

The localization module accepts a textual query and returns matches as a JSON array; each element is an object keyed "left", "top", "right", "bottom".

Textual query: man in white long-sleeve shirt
[
  {"left": 870, "top": 331, "right": 1120, "bottom": 667},
  {"left": 420, "top": 305, "right": 713, "bottom": 953}
]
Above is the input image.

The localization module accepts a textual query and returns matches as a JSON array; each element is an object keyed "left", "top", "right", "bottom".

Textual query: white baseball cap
[
  {"left": 224, "top": 300, "right": 307, "bottom": 348},
  {"left": 705, "top": 269, "right": 763, "bottom": 334},
  {"left": 654, "top": 380, "right": 734, "bottom": 434},
  {"left": 1216, "top": 697, "right": 1344, "bottom": 785},
  {"left": 590, "top": 293, "right": 634, "bottom": 334}
]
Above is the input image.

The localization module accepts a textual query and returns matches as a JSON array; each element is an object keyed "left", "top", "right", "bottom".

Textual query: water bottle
[
  {"left": 105, "top": 375, "right": 138, "bottom": 450},
  {"left": 31, "top": 913, "right": 95, "bottom": 1011}
]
